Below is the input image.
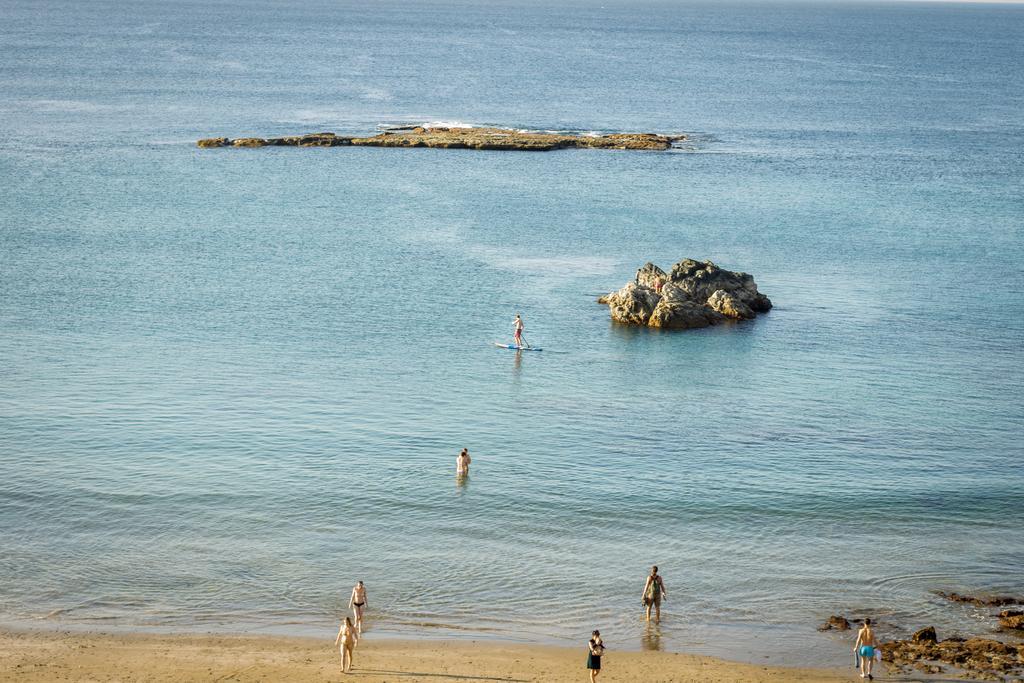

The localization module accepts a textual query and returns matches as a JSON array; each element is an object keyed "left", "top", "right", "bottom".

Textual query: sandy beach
[{"left": 0, "top": 630, "right": 862, "bottom": 682}]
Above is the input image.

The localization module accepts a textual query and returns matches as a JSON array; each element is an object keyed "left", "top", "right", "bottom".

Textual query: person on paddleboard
[{"left": 512, "top": 314, "right": 526, "bottom": 348}]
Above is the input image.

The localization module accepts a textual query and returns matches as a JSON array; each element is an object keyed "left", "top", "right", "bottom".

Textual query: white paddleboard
[{"left": 493, "top": 342, "right": 542, "bottom": 352}]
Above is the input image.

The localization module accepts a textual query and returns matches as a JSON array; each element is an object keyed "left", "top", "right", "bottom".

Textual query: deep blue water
[{"left": 1, "top": 0, "right": 1022, "bottom": 667}]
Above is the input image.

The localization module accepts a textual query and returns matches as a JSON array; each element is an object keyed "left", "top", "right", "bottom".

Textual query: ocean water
[{"left": 1, "top": 0, "right": 1023, "bottom": 667}]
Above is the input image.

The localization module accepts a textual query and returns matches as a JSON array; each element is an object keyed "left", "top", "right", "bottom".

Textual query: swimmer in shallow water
[
  {"left": 641, "top": 565, "right": 667, "bottom": 622},
  {"left": 349, "top": 581, "right": 367, "bottom": 635},
  {"left": 456, "top": 448, "right": 471, "bottom": 476}
]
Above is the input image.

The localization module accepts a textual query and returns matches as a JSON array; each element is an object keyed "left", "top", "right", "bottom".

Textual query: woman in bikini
[
  {"left": 641, "top": 565, "right": 667, "bottom": 622},
  {"left": 335, "top": 616, "right": 358, "bottom": 673},
  {"left": 349, "top": 581, "right": 367, "bottom": 635},
  {"left": 854, "top": 617, "right": 878, "bottom": 680}
]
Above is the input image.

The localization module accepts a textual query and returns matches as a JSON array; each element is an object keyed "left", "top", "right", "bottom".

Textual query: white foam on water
[{"left": 422, "top": 120, "right": 476, "bottom": 129}]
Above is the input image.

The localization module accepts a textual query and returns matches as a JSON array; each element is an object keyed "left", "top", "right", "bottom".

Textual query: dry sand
[{"left": 0, "top": 629, "right": 867, "bottom": 682}]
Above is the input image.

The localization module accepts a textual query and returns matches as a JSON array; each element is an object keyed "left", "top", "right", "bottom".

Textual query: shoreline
[{"left": 0, "top": 628, "right": 860, "bottom": 682}]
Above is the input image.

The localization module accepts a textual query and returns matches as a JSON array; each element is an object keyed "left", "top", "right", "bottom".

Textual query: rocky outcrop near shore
[
  {"left": 882, "top": 627, "right": 1024, "bottom": 680},
  {"left": 598, "top": 259, "right": 771, "bottom": 330},
  {"left": 197, "top": 127, "right": 683, "bottom": 152},
  {"left": 937, "top": 591, "right": 1024, "bottom": 608}
]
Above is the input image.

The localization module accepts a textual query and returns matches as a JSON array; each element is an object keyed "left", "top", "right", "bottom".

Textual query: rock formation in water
[
  {"left": 936, "top": 591, "right": 1024, "bottom": 608},
  {"left": 999, "top": 610, "right": 1024, "bottom": 631},
  {"left": 598, "top": 259, "right": 772, "bottom": 330},
  {"left": 197, "top": 127, "right": 683, "bottom": 152},
  {"left": 817, "top": 615, "right": 853, "bottom": 631}
]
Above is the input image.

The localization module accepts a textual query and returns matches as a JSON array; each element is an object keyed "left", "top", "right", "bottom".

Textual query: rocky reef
[
  {"left": 882, "top": 627, "right": 1024, "bottom": 680},
  {"left": 598, "top": 259, "right": 772, "bottom": 330},
  {"left": 937, "top": 592, "right": 1024, "bottom": 608},
  {"left": 820, "top": 595, "right": 1024, "bottom": 681},
  {"left": 197, "top": 127, "right": 683, "bottom": 152}
]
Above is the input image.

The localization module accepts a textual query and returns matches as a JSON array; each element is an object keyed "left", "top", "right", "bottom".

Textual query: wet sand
[{"left": 0, "top": 629, "right": 864, "bottom": 682}]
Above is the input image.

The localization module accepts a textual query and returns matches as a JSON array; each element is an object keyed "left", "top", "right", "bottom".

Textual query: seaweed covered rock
[
  {"left": 883, "top": 628, "right": 1024, "bottom": 680},
  {"left": 937, "top": 591, "right": 1023, "bottom": 607},
  {"left": 600, "top": 259, "right": 771, "bottom": 330},
  {"left": 999, "top": 610, "right": 1024, "bottom": 631}
]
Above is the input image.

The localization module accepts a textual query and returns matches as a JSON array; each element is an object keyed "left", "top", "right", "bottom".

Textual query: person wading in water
[
  {"left": 641, "top": 565, "right": 667, "bottom": 622},
  {"left": 348, "top": 581, "right": 367, "bottom": 635}
]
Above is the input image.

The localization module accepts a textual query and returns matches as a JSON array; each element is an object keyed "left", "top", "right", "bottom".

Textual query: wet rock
[
  {"left": 232, "top": 137, "right": 269, "bottom": 148},
  {"left": 937, "top": 591, "right": 1023, "bottom": 607},
  {"left": 196, "top": 137, "right": 230, "bottom": 148},
  {"left": 884, "top": 630, "right": 1023, "bottom": 680},
  {"left": 600, "top": 259, "right": 771, "bottom": 331},
  {"left": 999, "top": 610, "right": 1024, "bottom": 630},
  {"left": 914, "top": 662, "right": 944, "bottom": 674},
  {"left": 817, "top": 615, "right": 851, "bottom": 631},
  {"left": 913, "top": 626, "right": 938, "bottom": 643}
]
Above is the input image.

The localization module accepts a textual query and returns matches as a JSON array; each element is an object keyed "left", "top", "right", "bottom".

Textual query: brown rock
[
  {"left": 914, "top": 662, "right": 944, "bottom": 674},
  {"left": 196, "top": 137, "right": 229, "bottom": 148},
  {"left": 817, "top": 615, "right": 851, "bottom": 631},
  {"left": 707, "top": 289, "right": 755, "bottom": 320},
  {"left": 600, "top": 259, "right": 770, "bottom": 331},
  {"left": 936, "top": 591, "right": 1023, "bottom": 606},
  {"left": 603, "top": 283, "right": 661, "bottom": 326},
  {"left": 883, "top": 631, "right": 1023, "bottom": 679},
  {"left": 913, "top": 626, "right": 938, "bottom": 643},
  {"left": 232, "top": 138, "right": 268, "bottom": 148},
  {"left": 999, "top": 610, "right": 1024, "bottom": 630},
  {"left": 634, "top": 262, "right": 668, "bottom": 289},
  {"left": 648, "top": 298, "right": 724, "bottom": 330},
  {"left": 198, "top": 127, "right": 682, "bottom": 153}
]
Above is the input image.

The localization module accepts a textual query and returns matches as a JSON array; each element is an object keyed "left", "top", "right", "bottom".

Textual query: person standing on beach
[
  {"left": 586, "top": 630, "right": 604, "bottom": 682},
  {"left": 349, "top": 581, "right": 367, "bottom": 635},
  {"left": 854, "top": 617, "right": 878, "bottom": 680},
  {"left": 512, "top": 314, "right": 526, "bottom": 348},
  {"left": 642, "top": 565, "right": 667, "bottom": 622},
  {"left": 335, "top": 616, "right": 358, "bottom": 673},
  {"left": 456, "top": 448, "right": 471, "bottom": 476}
]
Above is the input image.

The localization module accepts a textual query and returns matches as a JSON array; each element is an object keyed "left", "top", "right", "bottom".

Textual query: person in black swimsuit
[
  {"left": 586, "top": 630, "right": 604, "bottom": 682},
  {"left": 349, "top": 581, "right": 367, "bottom": 635}
]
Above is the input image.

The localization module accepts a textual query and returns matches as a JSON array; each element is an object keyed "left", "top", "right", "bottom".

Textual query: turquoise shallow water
[{"left": 1, "top": 0, "right": 1023, "bottom": 666}]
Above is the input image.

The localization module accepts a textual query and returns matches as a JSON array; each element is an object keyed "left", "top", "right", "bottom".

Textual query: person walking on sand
[
  {"left": 348, "top": 581, "right": 367, "bottom": 635},
  {"left": 512, "top": 313, "right": 527, "bottom": 348},
  {"left": 854, "top": 617, "right": 878, "bottom": 680},
  {"left": 586, "top": 630, "right": 605, "bottom": 682},
  {"left": 642, "top": 565, "right": 667, "bottom": 622},
  {"left": 335, "top": 616, "right": 358, "bottom": 673},
  {"left": 456, "top": 448, "right": 471, "bottom": 476}
]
